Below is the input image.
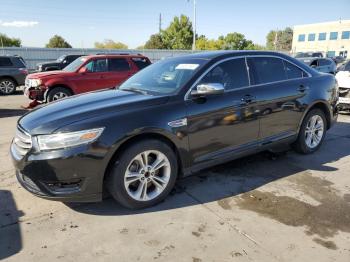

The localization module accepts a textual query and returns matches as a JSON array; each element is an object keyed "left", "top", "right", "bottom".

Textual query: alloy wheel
[
  {"left": 124, "top": 150, "right": 171, "bottom": 201},
  {"left": 0, "top": 80, "right": 15, "bottom": 94},
  {"left": 52, "top": 92, "right": 68, "bottom": 100},
  {"left": 305, "top": 115, "right": 324, "bottom": 149}
]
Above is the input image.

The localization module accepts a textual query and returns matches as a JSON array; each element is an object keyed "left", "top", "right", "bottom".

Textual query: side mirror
[
  {"left": 79, "top": 67, "right": 89, "bottom": 74},
  {"left": 191, "top": 83, "right": 225, "bottom": 97}
]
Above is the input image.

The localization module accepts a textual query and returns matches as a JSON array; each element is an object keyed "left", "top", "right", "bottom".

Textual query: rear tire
[
  {"left": 0, "top": 78, "right": 16, "bottom": 95},
  {"left": 293, "top": 109, "right": 326, "bottom": 154},
  {"left": 47, "top": 87, "right": 72, "bottom": 102},
  {"left": 106, "top": 139, "right": 178, "bottom": 209}
]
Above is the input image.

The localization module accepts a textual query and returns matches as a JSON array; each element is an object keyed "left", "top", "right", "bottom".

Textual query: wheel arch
[
  {"left": 0, "top": 76, "right": 19, "bottom": 86},
  {"left": 299, "top": 100, "right": 332, "bottom": 131},
  {"left": 103, "top": 132, "right": 184, "bottom": 183},
  {"left": 45, "top": 84, "right": 74, "bottom": 100}
]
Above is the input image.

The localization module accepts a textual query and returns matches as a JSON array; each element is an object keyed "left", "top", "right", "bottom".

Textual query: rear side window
[
  {"left": 131, "top": 57, "right": 151, "bottom": 70},
  {"left": 283, "top": 61, "right": 305, "bottom": 79},
  {"left": 0, "top": 57, "right": 13, "bottom": 67},
  {"left": 249, "top": 57, "right": 286, "bottom": 84},
  {"left": 318, "top": 59, "right": 331, "bottom": 66},
  {"left": 200, "top": 58, "right": 249, "bottom": 90},
  {"left": 108, "top": 58, "right": 130, "bottom": 71}
]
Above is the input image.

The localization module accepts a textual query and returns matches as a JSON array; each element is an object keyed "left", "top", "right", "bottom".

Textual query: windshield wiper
[{"left": 120, "top": 87, "right": 148, "bottom": 95}]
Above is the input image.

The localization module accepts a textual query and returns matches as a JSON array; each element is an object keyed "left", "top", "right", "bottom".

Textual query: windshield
[
  {"left": 62, "top": 57, "right": 87, "bottom": 72},
  {"left": 56, "top": 55, "right": 66, "bottom": 62},
  {"left": 119, "top": 58, "right": 206, "bottom": 95}
]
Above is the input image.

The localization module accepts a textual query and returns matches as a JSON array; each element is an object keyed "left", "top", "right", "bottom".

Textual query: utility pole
[
  {"left": 192, "top": 0, "right": 196, "bottom": 51},
  {"left": 274, "top": 30, "right": 278, "bottom": 51},
  {"left": 159, "top": 13, "right": 162, "bottom": 33}
]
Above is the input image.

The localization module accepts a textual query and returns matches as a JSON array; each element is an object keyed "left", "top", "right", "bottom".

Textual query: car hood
[
  {"left": 37, "top": 61, "right": 59, "bottom": 67},
  {"left": 27, "top": 70, "right": 73, "bottom": 79},
  {"left": 18, "top": 89, "right": 169, "bottom": 135}
]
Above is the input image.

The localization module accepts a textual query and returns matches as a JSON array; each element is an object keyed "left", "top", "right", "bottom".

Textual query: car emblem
[{"left": 168, "top": 118, "right": 187, "bottom": 127}]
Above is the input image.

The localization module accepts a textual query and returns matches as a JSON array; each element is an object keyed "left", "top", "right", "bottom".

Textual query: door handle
[
  {"left": 241, "top": 95, "right": 256, "bottom": 104},
  {"left": 298, "top": 85, "right": 309, "bottom": 92}
]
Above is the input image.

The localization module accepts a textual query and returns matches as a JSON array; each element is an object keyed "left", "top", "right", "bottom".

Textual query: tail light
[{"left": 19, "top": 68, "right": 28, "bottom": 75}]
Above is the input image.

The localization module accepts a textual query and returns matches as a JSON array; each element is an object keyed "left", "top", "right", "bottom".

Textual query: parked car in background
[
  {"left": 298, "top": 57, "right": 337, "bottom": 74},
  {"left": 0, "top": 55, "right": 28, "bottom": 95},
  {"left": 294, "top": 52, "right": 324, "bottom": 58},
  {"left": 331, "top": 56, "right": 346, "bottom": 65},
  {"left": 11, "top": 51, "right": 338, "bottom": 209},
  {"left": 335, "top": 60, "right": 350, "bottom": 111},
  {"left": 36, "top": 54, "right": 83, "bottom": 72},
  {"left": 25, "top": 54, "right": 151, "bottom": 102}
]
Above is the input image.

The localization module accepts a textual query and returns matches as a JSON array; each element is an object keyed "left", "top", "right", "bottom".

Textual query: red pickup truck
[{"left": 24, "top": 53, "right": 151, "bottom": 103}]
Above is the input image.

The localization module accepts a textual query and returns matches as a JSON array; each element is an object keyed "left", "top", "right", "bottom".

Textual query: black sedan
[{"left": 11, "top": 51, "right": 338, "bottom": 209}]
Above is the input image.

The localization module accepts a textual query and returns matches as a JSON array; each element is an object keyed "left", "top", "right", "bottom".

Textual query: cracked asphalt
[{"left": 1, "top": 93, "right": 350, "bottom": 262}]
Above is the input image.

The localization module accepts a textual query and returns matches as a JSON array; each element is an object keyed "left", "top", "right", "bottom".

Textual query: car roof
[
  {"left": 82, "top": 53, "right": 148, "bottom": 59},
  {"left": 167, "top": 50, "right": 294, "bottom": 61}
]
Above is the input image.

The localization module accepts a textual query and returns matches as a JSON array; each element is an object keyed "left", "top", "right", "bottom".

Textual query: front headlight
[
  {"left": 29, "top": 79, "right": 42, "bottom": 87},
  {"left": 37, "top": 128, "right": 104, "bottom": 151}
]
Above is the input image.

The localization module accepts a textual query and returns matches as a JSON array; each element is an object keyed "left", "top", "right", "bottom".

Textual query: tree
[
  {"left": 46, "top": 35, "right": 72, "bottom": 48},
  {"left": 94, "top": 39, "right": 128, "bottom": 49},
  {"left": 195, "top": 33, "right": 264, "bottom": 51},
  {"left": 266, "top": 27, "right": 293, "bottom": 51},
  {"left": 143, "top": 34, "right": 166, "bottom": 49},
  {"left": 0, "top": 33, "right": 21, "bottom": 47},
  {"left": 162, "top": 15, "right": 193, "bottom": 50}
]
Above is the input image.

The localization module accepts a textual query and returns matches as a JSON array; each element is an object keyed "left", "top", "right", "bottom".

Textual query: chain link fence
[{"left": 0, "top": 47, "right": 198, "bottom": 70}]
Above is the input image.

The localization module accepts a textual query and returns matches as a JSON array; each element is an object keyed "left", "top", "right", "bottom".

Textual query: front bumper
[
  {"left": 10, "top": 136, "right": 109, "bottom": 202},
  {"left": 24, "top": 85, "right": 46, "bottom": 101}
]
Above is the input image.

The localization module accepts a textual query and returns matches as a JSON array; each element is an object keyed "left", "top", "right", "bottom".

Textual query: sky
[{"left": 0, "top": 0, "right": 349, "bottom": 49}]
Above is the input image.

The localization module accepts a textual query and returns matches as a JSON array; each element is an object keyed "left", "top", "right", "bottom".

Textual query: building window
[
  {"left": 308, "top": 33, "right": 316, "bottom": 41},
  {"left": 330, "top": 32, "right": 338, "bottom": 40},
  {"left": 342, "top": 31, "right": 350, "bottom": 40},
  {"left": 298, "top": 34, "right": 305, "bottom": 42},
  {"left": 327, "top": 51, "right": 336, "bottom": 57},
  {"left": 318, "top": 33, "right": 327, "bottom": 41}
]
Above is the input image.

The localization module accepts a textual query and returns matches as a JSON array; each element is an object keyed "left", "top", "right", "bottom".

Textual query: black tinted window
[
  {"left": 250, "top": 57, "right": 286, "bottom": 84},
  {"left": 345, "top": 62, "right": 350, "bottom": 71},
  {"left": 0, "top": 57, "right": 13, "bottom": 67},
  {"left": 132, "top": 57, "right": 150, "bottom": 70},
  {"left": 283, "top": 61, "right": 304, "bottom": 79},
  {"left": 108, "top": 58, "right": 130, "bottom": 71},
  {"left": 319, "top": 59, "right": 331, "bottom": 66},
  {"left": 200, "top": 58, "right": 249, "bottom": 90}
]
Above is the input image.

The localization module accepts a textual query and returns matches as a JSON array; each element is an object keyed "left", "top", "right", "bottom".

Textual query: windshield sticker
[{"left": 175, "top": 64, "right": 199, "bottom": 70}]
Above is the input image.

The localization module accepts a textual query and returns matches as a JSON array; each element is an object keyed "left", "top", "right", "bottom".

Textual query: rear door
[
  {"left": 106, "top": 58, "right": 134, "bottom": 88},
  {"left": 247, "top": 56, "right": 309, "bottom": 143}
]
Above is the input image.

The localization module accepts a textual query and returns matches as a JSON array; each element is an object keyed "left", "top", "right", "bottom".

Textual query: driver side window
[
  {"left": 199, "top": 58, "right": 249, "bottom": 91},
  {"left": 84, "top": 59, "right": 108, "bottom": 72}
]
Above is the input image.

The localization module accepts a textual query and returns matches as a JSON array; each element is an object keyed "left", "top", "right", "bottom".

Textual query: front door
[
  {"left": 72, "top": 58, "right": 109, "bottom": 94},
  {"left": 186, "top": 57, "right": 260, "bottom": 165}
]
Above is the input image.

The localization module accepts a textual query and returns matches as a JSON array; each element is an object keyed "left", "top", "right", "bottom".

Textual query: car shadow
[
  {"left": 0, "top": 190, "right": 23, "bottom": 260},
  {"left": 67, "top": 120, "right": 350, "bottom": 216},
  {"left": 0, "top": 109, "right": 28, "bottom": 118}
]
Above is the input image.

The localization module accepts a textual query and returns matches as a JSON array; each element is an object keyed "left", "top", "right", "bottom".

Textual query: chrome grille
[{"left": 12, "top": 127, "right": 32, "bottom": 158}]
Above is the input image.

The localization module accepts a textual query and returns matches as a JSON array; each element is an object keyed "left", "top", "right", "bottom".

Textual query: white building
[{"left": 292, "top": 20, "right": 350, "bottom": 58}]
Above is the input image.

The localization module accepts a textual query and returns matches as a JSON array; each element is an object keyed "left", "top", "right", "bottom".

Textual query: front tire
[
  {"left": 0, "top": 78, "right": 16, "bottom": 95},
  {"left": 106, "top": 139, "right": 178, "bottom": 209},
  {"left": 47, "top": 87, "right": 72, "bottom": 102},
  {"left": 293, "top": 109, "right": 326, "bottom": 154}
]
